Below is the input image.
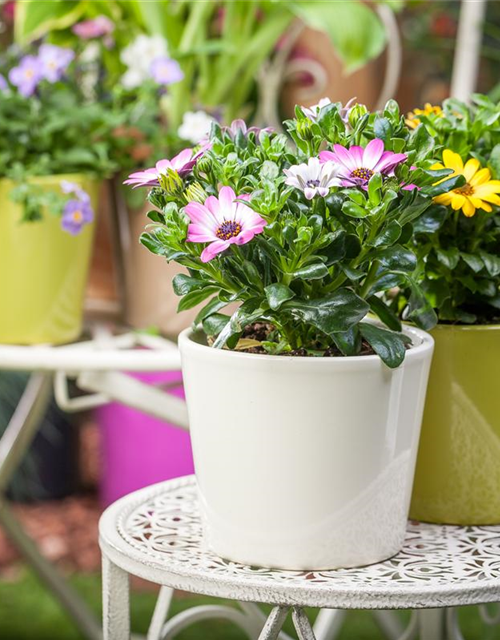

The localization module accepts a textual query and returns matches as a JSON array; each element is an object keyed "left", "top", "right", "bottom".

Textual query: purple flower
[
  {"left": 186, "top": 186, "right": 266, "bottom": 262},
  {"left": 60, "top": 180, "right": 90, "bottom": 202},
  {"left": 302, "top": 97, "right": 332, "bottom": 121},
  {"left": 284, "top": 157, "right": 341, "bottom": 200},
  {"left": 124, "top": 148, "right": 202, "bottom": 188},
  {"left": 61, "top": 198, "right": 94, "bottom": 235},
  {"left": 149, "top": 56, "right": 184, "bottom": 85},
  {"left": 38, "top": 44, "right": 74, "bottom": 83},
  {"left": 0, "top": 74, "right": 8, "bottom": 92},
  {"left": 319, "top": 139, "right": 407, "bottom": 189},
  {"left": 72, "top": 15, "right": 114, "bottom": 39},
  {"left": 221, "top": 119, "right": 273, "bottom": 139},
  {"left": 8, "top": 55, "right": 43, "bottom": 97}
]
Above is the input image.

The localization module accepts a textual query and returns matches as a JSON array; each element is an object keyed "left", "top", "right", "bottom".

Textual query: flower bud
[
  {"left": 184, "top": 181, "right": 207, "bottom": 204},
  {"left": 296, "top": 119, "right": 314, "bottom": 141},
  {"left": 348, "top": 104, "right": 368, "bottom": 128},
  {"left": 159, "top": 168, "right": 183, "bottom": 193}
]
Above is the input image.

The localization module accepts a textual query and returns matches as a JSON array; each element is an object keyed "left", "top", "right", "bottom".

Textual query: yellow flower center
[
  {"left": 454, "top": 184, "right": 474, "bottom": 197},
  {"left": 25, "top": 70, "right": 34, "bottom": 79},
  {"left": 72, "top": 211, "right": 83, "bottom": 222}
]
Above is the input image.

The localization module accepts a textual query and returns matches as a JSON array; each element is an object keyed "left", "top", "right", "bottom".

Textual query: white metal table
[
  {"left": 99, "top": 476, "right": 500, "bottom": 640},
  {"left": 0, "top": 331, "right": 187, "bottom": 640}
]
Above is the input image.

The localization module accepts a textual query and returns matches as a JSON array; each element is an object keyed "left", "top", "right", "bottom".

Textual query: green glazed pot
[
  {"left": 410, "top": 323, "right": 500, "bottom": 524},
  {"left": 0, "top": 174, "right": 100, "bottom": 345}
]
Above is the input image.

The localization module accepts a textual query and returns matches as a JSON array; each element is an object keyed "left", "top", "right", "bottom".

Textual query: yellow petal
[
  {"left": 463, "top": 158, "right": 480, "bottom": 182},
  {"left": 462, "top": 197, "right": 476, "bottom": 217},
  {"left": 434, "top": 193, "right": 452, "bottom": 205},
  {"left": 476, "top": 193, "right": 500, "bottom": 205},
  {"left": 451, "top": 194, "right": 466, "bottom": 210},
  {"left": 470, "top": 168, "right": 491, "bottom": 186},
  {"left": 443, "top": 149, "right": 464, "bottom": 172},
  {"left": 431, "top": 162, "right": 445, "bottom": 171},
  {"left": 474, "top": 181, "right": 500, "bottom": 196},
  {"left": 478, "top": 201, "right": 493, "bottom": 212}
]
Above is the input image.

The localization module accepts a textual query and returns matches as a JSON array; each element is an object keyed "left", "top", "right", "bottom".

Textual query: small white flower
[
  {"left": 178, "top": 110, "right": 216, "bottom": 144},
  {"left": 302, "top": 97, "right": 332, "bottom": 121},
  {"left": 120, "top": 34, "right": 169, "bottom": 88},
  {"left": 284, "top": 157, "right": 341, "bottom": 200}
]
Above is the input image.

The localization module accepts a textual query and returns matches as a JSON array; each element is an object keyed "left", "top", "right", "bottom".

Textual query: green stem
[{"left": 359, "top": 260, "right": 380, "bottom": 298}]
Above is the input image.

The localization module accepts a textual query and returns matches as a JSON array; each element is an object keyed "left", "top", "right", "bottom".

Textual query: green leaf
[
  {"left": 407, "top": 280, "right": 438, "bottom": 331},
  {"left": 359, "top": 323, "right": 408, "bottom": 369},
  {"left": 371, "top": 221, "right": 402, "bottom": 247},
  {"left": 285, "top": 289, "right": 369, "bottom": 335},
  {"left": 342, "top": 201, "right": 369, "bottom": 218},
  {"left": 378, "top": 245, "right": 417, "bottom": 273},
  {"left": 479, "top": 250, "right": 500, "bottom": 277},
  {"left": 413, "top": 205, "right": 448, "bottom": 234},
  {"left": 436, "top": 247, "right": 460, "bottom": 270},
  {"left": 424, "top": 174, "right": 466, "bottom": 197},
  {"left": 212, "top": 300, "right": 265, "bottom": 349},
  {"left": 202, "top": 314, "right": 230, "bottom": 337},
  {"left": 368, "top": 172, "right": 383, "bottom": 205},
  {"left": 140, "top": 232, "right": 169, "bottom": 258},
  {"left": 264, "top": 283, "right": 295, "bottom": 311},
  {"left": 293, "top": 263, "right": 330, "bottom": 280},
  {"left": 373, "top": 117, "right": 393, "bottom": 143},
  {"left": 331, "top": 326, "right": 361, "bottom": 356},
  {"left": 177, "top": 287, "right": 219, "bottom": 312},
  {"left": 367, "top": 295, "right": 402, "bottom": 332},
  {"left": 15, "top": 0, "right": 85, "bottom": 43},
  {"left": 461, "top": 252, "right": 484, "bottom": 273},
  {"left": 489, "top": 143, "right": 500, "bottom": 179},
  {"left": 194, "top": 296, "right": 229, "bottom": 326},
  {"left": 290, "top": 1, "right": 387, "bottom": 73},
  {"left": 172, "top": 274, "right": 205, "bottom": 296}
]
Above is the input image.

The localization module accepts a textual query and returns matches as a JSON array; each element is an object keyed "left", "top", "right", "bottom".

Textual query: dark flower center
[
  {"left": 454, "top": 183, "right": 474, "bottom": 196},
  {"left": 216, "top": 220, "right": 242, "bottom": 240},
  {"left": 351, "top": 167, "right": 374, "bottom": 181},
  {"left": 306, "top": 179, "right": 321, "bottom": 188}
]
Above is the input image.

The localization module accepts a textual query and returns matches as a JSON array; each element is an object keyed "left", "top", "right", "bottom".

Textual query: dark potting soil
[{"left": 238, "top": 323, "right": 378, "bottom": 357}]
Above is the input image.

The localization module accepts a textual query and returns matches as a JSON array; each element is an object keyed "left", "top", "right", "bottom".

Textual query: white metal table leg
[
  {"left": 292, "top": 608, "right": 317, "bottom": 639},
  {"left": 147, "top": 587, "right": 174, "bottom": 640},
  {"left": 0, "top": 372, "right": 103, "bottom": 640},
  {"left": 419, "top": 609, "right": 446, "bottom": 640},
  {"left": 258, "top": 607, "right": 290, "bottom": 640},
  {"left": 373, "top": 610, "right": 407, "bottom": 640},
  {"left": 103, "top": 555, "right": 130, "bottom": 640},
  {"left": 313, "top": 609, "right": 347, "bottom": 640}
]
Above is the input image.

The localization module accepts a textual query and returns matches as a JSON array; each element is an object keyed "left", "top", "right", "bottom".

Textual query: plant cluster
[
  {"left": 133, "top": 101, "right": 461, "bottom": 367},
  {"left": 393, "top": 95, "right": 500, "bottom": 323}
]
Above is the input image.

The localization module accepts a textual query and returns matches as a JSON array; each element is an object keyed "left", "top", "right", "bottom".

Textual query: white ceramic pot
[{"left": 179, "top": 325, "right": 434, "bottom": 570}]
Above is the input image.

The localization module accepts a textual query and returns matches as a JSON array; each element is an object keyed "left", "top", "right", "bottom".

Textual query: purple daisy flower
[
  {"left": 124, "top": 148, "right": 203, "bottom": 188},
  {"left": 39, "top": 44, "right": 75, "bottom": 83},
  {"left": 72, "top": 15, "right": 114, "bottom": 39},
  {"left": 8, "top": 55, "right": 43, "bottom": 97},
  {"left": 185, "top": 186, "right": 266, "bottom": 262},
  {"left": 61, "top": 198, "right": 94, "bottom": 236},
  {"left": 284, "top": 157, "right": 341, "bottom": 200},
  {"left": 221, "top": 119, "right": 273, "bottom": 139},
  {"left": 319, "top": 139, "right": 407, "bottom": 189},
  {"left": 149, "top": 56, "right": 184, "bottom": 86}
]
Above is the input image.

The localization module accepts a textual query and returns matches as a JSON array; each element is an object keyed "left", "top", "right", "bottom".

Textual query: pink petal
[
  {"left": 185, "top": 202, "right": 214, "bottom": 226},
  {"left": 187, "top": 224, "right": 216, "bottom": 242},
  {"left": 171, "top": 148, "right": 193, "bottom": 170},
  {"left": 218, "top": 186, "right": 237, "bottom": 215},
  {"left": 201, "top": 240, "right": 230, "bottom": 262},
  {"left": 304, "top": 187, "right": 316, "bottom": 200},
  {"left": 204, "top": 195, "right": 223, "bottom": 221},
  {"left": 375, "top": 152, "right": 407, "bottom": 173},
  {"left": 319, "top": 150, "right": 336, "bottom": 164},
  {"left": 349, "top": 146, "right": 364, "bottom": 164},
  {"left": 234, "top": 230, "right": 256, "bottom": 244},
  {"left": 155, "top": 159, "right": 172, "bottom": 173},
  {"left": 363, "top": 139, "right": 384, "bottom": 169},
  {"left": 333, "top": 144, "right": 357, "bottom": 171}
]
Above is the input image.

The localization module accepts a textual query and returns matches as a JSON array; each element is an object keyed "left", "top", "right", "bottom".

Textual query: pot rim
[
  {"left": 431, "top": 322, "right": 500, "bottom": 332},
  {"left": 179, "top": 322, "right": 434, "bottom": 367}
]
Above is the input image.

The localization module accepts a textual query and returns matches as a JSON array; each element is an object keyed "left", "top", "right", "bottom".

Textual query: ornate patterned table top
[{"left": 99, "top": 476, "right": 500, "bottom": 610}]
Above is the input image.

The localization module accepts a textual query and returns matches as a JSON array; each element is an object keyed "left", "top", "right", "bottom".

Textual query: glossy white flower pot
[{"left": 179, "top": 325, "right": 434, "bottom": 570}]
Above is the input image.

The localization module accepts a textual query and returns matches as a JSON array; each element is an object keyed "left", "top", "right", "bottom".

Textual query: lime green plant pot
[
  {"left": 0, "top": 175, "right": 100, "bottom": 345},
  {"left": 410, "top": 324, "right": 500, "bottom": 524}
]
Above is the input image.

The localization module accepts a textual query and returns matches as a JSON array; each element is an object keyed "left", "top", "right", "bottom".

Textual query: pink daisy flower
[
  {"left": 124, "top": 148, "right": 203, "bottom": 188},
  {"left": 185, "top": 186, "right": 266, "bottom": 263},
  {"left": 319, "top": 139, "right": 407, "bottom": 189}
]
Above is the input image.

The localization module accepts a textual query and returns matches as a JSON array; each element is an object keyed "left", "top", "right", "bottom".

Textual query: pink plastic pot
[{"left": 98, "top": 370, "right": 193, "bottom": 506}]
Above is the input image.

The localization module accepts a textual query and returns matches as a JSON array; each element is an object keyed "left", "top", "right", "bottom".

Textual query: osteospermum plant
[
  {"left": 392, "top": 95, "right": 500, "bottom": 324},
  {"left": 133, "top": 101, "right": 456, "bottom": 367}
]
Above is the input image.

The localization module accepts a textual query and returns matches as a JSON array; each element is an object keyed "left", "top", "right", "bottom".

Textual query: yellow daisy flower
[
  {"left": 406, "top": 103, "right": 443, "bottom": 129},
  {"left": 432, "top": 149, "right": 500, "bottom": 217}
]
